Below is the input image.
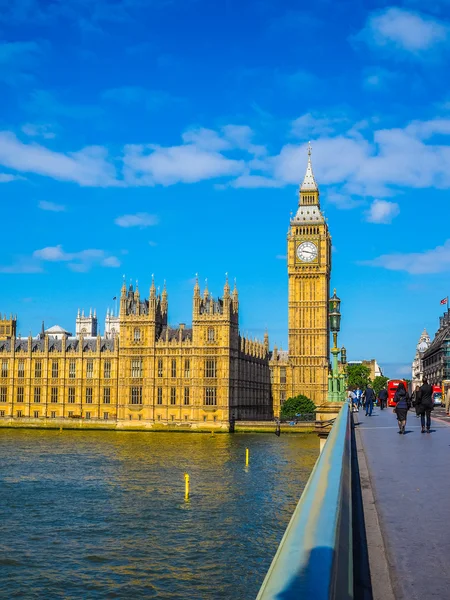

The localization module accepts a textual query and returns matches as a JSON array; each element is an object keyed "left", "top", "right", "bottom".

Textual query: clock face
[{"left": 297, "top": 241, "right": 318, "bottom": 262}]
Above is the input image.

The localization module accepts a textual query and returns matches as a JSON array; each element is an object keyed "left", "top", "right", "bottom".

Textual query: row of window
[
  {"left": 0, "top": 411, "right": 218, "bottom": 422},
  {"left": 5, "top": 410, "right": 111, "bottom": 419},
  {"left": 0, "top": 358, "right": 218, "bottom": 379},
  {"left": 0, "top": 386, "right": 217, "bottom": 405},
  {"left": 0, "top": 360, "right": 112, "bottom": 379},
  {"left": 132, "top": 387, "right": 217, "bottom": 405},
  {"left": 0, "top": 387, "right": 112, "bottom": 404},
  {"left": 156, "top": 359, "right": 217, "bottom": 378}
]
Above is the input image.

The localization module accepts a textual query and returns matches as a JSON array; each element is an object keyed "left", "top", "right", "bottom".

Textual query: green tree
[
  {"left": 372, "top": 375, "right": 389, "bottom": 396},
  {"left": 280, "top": 394, "right": 316, "bottom": 419},
  {"left": 347, "top": 364, "right": 371, "bottom": 390}
]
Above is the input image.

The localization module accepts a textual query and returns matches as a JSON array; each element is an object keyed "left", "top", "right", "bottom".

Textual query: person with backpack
[
  {"left": 416, "top": 378, "right": 434, "bottom": 433},
  {"left": 393, "top": 382, "right": 411, "bottom": 434}
]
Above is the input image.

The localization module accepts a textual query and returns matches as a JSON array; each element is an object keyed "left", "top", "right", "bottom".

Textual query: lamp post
[{"left": 328, "top": 289, "right": 345, "bottom": 402}]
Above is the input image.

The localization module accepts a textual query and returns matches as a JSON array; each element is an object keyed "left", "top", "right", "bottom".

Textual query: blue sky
[{"left": 1, "top": 0, "right": 450, "bottom": 378}]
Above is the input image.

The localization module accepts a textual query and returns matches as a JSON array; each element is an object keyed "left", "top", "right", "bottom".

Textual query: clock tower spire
[{"left": 286, "top": 144, "right": 331, "bottom": 404}]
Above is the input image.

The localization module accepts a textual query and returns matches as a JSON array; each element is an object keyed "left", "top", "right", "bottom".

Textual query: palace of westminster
[{"left": 0, "top": 149, "right": 332, "bottom": 430}]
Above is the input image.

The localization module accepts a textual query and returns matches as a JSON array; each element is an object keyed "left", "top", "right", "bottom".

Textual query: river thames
[{"left": 0, "top": 429, "right": 318, "bottom": 599}]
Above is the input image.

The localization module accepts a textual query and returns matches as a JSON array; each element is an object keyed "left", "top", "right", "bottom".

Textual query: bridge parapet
[{"left": 256, "top": 402, "right": 352, "bottom": 600}]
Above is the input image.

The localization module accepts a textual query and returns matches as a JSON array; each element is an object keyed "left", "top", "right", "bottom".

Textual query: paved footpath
[{"left": 355, "top": 406, "right": 450, "bottom": 600}]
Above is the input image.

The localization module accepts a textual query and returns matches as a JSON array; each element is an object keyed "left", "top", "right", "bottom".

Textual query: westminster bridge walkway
[{"left": 256, "top": 403, "right": 450, "bottom": 600}]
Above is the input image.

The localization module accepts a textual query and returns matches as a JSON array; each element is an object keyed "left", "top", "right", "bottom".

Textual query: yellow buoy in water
[
  {"left": 245, "top": 448, "right": 249, "bottom": 466},
  {"left": 184, "top": 473, "right": 190, "bottom": 500}
]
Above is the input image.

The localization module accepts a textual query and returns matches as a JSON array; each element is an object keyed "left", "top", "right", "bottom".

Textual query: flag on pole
[{"left": 440, "top": 297, "right": 448, "bottom": 305}]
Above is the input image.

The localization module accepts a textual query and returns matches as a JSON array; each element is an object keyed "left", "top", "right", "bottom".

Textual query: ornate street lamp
[
  {"left": 328, "top": 289, "right": 346, "bottom": 402},
  {"left": 329, "top": 289, "right": 341, "bottom": 350}
]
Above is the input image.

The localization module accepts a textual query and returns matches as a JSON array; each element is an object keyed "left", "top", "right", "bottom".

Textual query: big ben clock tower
[{"left": 287, "top": 144, "right": 331, "bottom": 404}]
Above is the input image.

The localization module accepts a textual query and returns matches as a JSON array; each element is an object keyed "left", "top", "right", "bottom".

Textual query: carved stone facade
[
  {"left": 422, "top": 312, "right": 450, "bottom": 386},
  {"left": 0, "top": 277, "right": 272, "bottom": 430},
  {"left": 75, "top": 309, "right": 97, "bottom": 338},
  {"left": 0, "top": 149, "right": 332, "bottom": 429},
  {"left": 270, "top": 146, "right": 331, "bottom": 414}
]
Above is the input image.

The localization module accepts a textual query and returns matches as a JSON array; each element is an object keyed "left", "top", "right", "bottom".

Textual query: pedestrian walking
[
  {"left": 411, "top": 385, "right": 421, "bottom": 418},
  {"left": 365, "top": 384, "right": 375, "bottom": 416},
  {"left": 416, "top": 377, "right": 434, "bottom": 433},
  {"left": 393, "top": 382, "right": 411, "bottom": 434},
  {"left": 355, "top": 387, "right": 363, "bottom": 408},
  {"left": 378, "top": 387, "right": 388, "bottom": 410}
]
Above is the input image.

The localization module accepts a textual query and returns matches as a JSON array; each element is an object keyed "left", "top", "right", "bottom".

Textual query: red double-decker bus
[{"left": 387, "top": 379, "right": 409, "bottom": 407}]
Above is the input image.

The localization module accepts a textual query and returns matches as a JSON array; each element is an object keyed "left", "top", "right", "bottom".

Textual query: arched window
[
  {"left": 134, "top": 328, "right": 141, "bottom": 341},
  {"left": 207, "top": 327, "right": 215, "bottom": 342}
]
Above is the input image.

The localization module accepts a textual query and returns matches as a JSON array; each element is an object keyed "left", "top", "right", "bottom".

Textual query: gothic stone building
[
  {"left": 422, "top": 310, "right": 450, "bottom": 387},
  {"left": 0, "top": 149, "right": 332, "bottom": 431}
]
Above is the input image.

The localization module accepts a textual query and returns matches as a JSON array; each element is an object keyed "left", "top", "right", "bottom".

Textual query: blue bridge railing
[{"left": 256, "top": 402, "right": 352, "bottom": 600}]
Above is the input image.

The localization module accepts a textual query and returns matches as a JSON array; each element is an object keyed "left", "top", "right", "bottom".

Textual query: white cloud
[
  {"left": 264, "top": 116, "right": 450, "bottom": 199},
  {"left": 221, "top": 125, "right": 266, "bottom": 156},
  {"left": 0, "top": 132, "right": 118, "bottom": 186},
  {"left": 22, "top": 123, "right": 56, "bottom": 139},
  {"left": 0, "top": 173, "right": 24, "bottom": 183},
  {"left": 0, "top": 244, "right": 121, "bottom": 274},
  {"left": 326, "top": 191, "right": 363, "bottom": 210},
  {"left": 102, "top": 256, "right": 121, "bottom": 267},
  {"left": 230, "top": 173, "right": 284, "bottom": 188},
  {"left": 365, "top": 199, "right": 400, "bottom": 223},
  {"left": 34, "top": 246, "right": 68, "bottom": 261},
  {"left": 4, "top": 116, "right": 450, "bottom": 199},
  {"left": 122, "top": 143, "right": 245, "bottom": 186},
  {"left": 182, "top": 128, "right": 230, "bottom": 151},
  {"left": 291, "top": 113, "right": 349, "bottom": 138},
  {"left": 363, "top": 240, "right": 450, "bottom": 274},
  {"left": 114, "top": 213, "right": 158, "bottom": 228},
  {"left": 357, "top": 7, "right": 450, "bottom": 55},
  {"left": 38, "top": 200, "right": 66, "bottom": 212},
  {"left": 0, "top": 259, "right": 44, "bottom": 274}
]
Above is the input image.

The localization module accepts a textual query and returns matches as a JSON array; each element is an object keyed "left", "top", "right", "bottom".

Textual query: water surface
[{"left": 0, "top": 429, "right": 318, "bottom": 599}]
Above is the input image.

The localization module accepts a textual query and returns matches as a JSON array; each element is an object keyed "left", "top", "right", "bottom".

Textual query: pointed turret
[
  {"left": 193, "top": 274, "right": 201, "bottom": 317},
  {"left": 150, "top": 274, "right": 156, "bottom": 299},
  {"left": 161, "top": 280, "right": 168, "bottom": 314},
  {"left": 223, "top": 272, "right": 230, "bottom": 298},
  {"left": 194, "top": 274, "right": 200, "bottom": 298},
  {"left": 134, "top": 280, "right": 140, "bottom": 315},
  {"left": 292, "top": 143, "right": 324, "bottom": 223},
  {"left": 120, "top": 276, "right": 127, "bottom": 316},
  {"left": 203, "top": 278, "right": 209, "bottom": 301},
  {"left": 300, "top": 142, "right": 318, "bottom": 193},
  {"left": 232, "top": 278, "right": 239, "bottom": 312}
]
